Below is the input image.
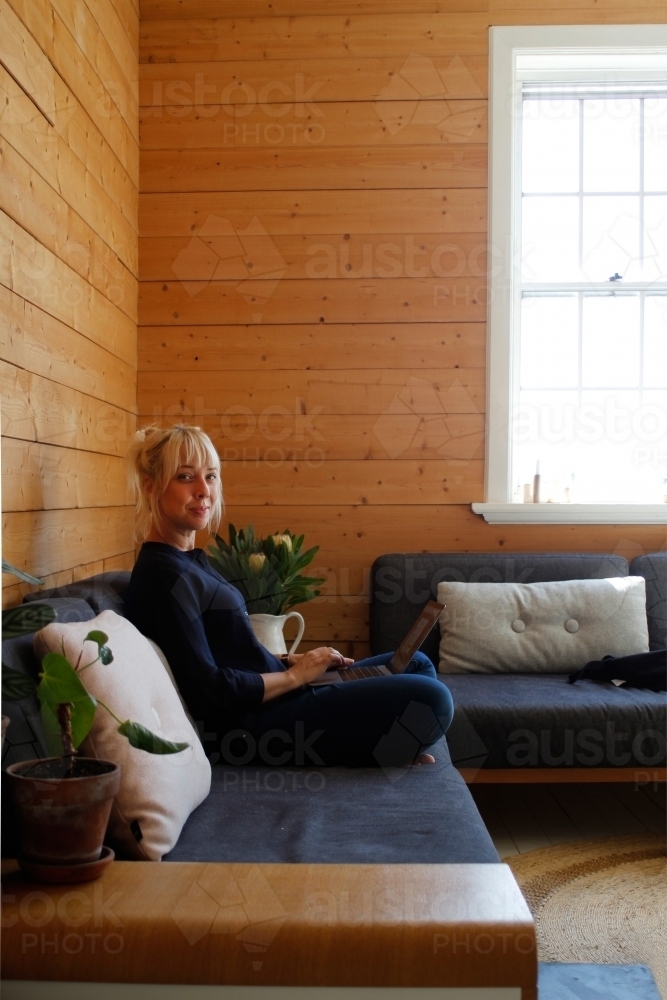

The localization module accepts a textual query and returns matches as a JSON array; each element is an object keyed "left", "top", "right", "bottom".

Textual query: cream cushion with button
[
  {"left": 436, "top": 576, "right": 649, "bottom": 674},
  {"left": 34, "top": 610, "right": 211, "bottom": 860}
]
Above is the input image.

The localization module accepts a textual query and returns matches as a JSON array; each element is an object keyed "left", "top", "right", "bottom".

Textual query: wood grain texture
[
  {"left": 138, "top": 368, "right": 486, "bottom": 415},
  {"left": 2, "top": 506, "right": 135, "bottom": 581},
  {"left": 140, "top": 233, "right": 489, "bottom": 281},
  {"left": 2, "top": 438, "right": 134, "bottom": 512},
  {"left": 0, "top": 0, "right": 55, "bottom": 124},
  {"left": 0, "top": 138, "right": 138, "bottom": 322},
  {"left": 139, "top": 54, "right": 488, "bottom": 106},
  {"left": 0, "top": 212, "right": 137, "bottom": 365},
  {"left": 0, "top": 285, "right": 136, "bottom": 411},
  {"left": 139, "top": 189, "right": 486, "bottom": 236},
  {"left": 222, "top": 457, "right": 484, "bottom": 505},
  {"left": 139, "top": 278, "right": 486, "bottom": 325},
  {"left": 0, "top": 68, "right": 139, "bottom": 273},
  {"left": 2, "top": 0, "right": 138, "bottom": 590},
  {"left": 5, "top": 0, "right": 139, "bottom": 170},
  {"left": 139, "top": 411, "right": 485, "bottom": 462},
  {"left": 140, "top": 13, "right": 491, "bottom": 63},
  {"left": 0, "top": 358, "right": 136, "bottom": 458},
  {"left": 140, "top": 1, "right": 491, "bottom": 17},
  {"left": 141, "top": 99, "right": 487, "bottom": 149},
  {"left": 0, "top": 861, "right": 536, "bottom": 991},
  {"left": 140, "top": 145, "right": 488, "bottom": 192},
  {"left": 137, "top": 322, "right": 486, "bottom": 370}
]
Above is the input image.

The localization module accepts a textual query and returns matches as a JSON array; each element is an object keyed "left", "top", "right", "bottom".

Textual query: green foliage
[
  {"left": 3, "top": 604, "right": 56, "bottom": 639},
  {"left": 208, "top": 525, "right": 325, "bottom": 615},
  {"left": 117, "top": 720, "right": 190, "bottom": 755},
  {"left": 2, "top": 667, "right": 38, "bottom": 701},
  {"left": 85, "top": 630, "right": 113, "bottom": 665},
  {"left": 2, "top": 629, "right": 189, "bottom": 757},
  {"left": 38, "top": 652, "right": 97, "bottom": 750}
]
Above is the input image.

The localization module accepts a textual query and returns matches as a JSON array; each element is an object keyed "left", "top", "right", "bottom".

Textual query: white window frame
[{"left": 473, "top": 24, "right": 667, "bottom": 525}]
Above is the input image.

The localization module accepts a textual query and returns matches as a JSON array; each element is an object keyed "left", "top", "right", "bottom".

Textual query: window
[{"left": 476, "top": 26, "right": 667, "bottom": 524}]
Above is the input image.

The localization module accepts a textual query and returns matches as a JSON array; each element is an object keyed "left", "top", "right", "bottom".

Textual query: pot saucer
[{"left": 18, "top": 845, "right": 115, "bottom": 883}]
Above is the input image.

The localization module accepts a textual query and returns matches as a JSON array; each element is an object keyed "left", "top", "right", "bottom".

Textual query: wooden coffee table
[{"left": 2, "top": 860, "right": 537, "bottom": 999}]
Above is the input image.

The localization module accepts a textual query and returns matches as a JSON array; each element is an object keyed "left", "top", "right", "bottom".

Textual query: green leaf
[
  {"left": 117, "top": 720, "right": 189, "bottom": 754},
  {"left": 2, "top": 560, "right": 44, "bottom": 586},
  {"left": 38, "top": 652, "right": 97, "bottom": 749},
  {"left": 2, "top": 665, "right": 38, "bottom": 701},
  {"left": 2, "top": 604, "right": 56, "bottom": 638},
  {"left": 84, "top": 630, "right": 113, "bottom": 665},
  {"left": 85, "top": 630, "right": 109, "bottom": 646}
]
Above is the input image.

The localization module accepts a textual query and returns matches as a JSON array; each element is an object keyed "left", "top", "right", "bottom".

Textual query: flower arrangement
[{"left": 208, "top": 525, "right": 325, "bottom": 615}]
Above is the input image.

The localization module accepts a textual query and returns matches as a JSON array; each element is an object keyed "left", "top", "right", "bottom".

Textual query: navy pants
[{"left": 223, "top": 652, "right": 454, "bottom": 768}]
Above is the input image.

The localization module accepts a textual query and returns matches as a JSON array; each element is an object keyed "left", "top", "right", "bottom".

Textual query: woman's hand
[
  {"left": 288, "top": 647, "right": 354, "bottom": 685},
  {"left": 261, "top": 647, "right": 353, "bottom": 703}
]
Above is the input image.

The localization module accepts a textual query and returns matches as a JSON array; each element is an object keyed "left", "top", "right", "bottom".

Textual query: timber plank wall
[
  {"left": 1, "top": 0, "right": 139, "bottom": 606},
  {"left": 138, "top": 0, "right": 665, "bottom": 656}
]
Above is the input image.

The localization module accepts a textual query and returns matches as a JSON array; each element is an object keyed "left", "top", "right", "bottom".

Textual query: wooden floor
[{"left": 470, "top": 781, "right": 667, "bottom": 859}]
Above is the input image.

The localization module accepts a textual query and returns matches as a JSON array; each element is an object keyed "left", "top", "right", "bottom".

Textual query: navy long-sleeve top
[{"left": 124, "top": 542, "right": 284, "bottom": 729}]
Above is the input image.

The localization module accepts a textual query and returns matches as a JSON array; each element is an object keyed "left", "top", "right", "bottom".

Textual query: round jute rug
[{"left": 506, "top": 834, "right": 667, "bottom": 999}]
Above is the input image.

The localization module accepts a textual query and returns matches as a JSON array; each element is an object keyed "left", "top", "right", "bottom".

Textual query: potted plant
[
  {"left": 2, "top": 621, "right": 188, "bottom": 880},
  {"left": 208, "top": 525, "right": 325, "bottom": 655}
]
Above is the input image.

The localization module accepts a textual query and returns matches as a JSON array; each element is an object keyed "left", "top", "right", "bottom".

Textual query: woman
[{"left": 124, "top": 424, "right": 454, "bottom": 768}]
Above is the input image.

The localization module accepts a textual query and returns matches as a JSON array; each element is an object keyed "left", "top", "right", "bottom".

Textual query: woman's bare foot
[{"left": 412, "top": 752, "right": 435, "bottom": 765}]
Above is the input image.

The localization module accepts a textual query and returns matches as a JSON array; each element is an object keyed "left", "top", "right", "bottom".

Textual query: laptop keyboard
[{"left": 338, "top": 665, "right": 386, "bottom": 681}]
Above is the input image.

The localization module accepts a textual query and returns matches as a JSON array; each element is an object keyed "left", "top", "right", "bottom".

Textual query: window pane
[
  {"left": 520, "top": 296, "right": 578, "bottom": 387},
  {"left": 583, "top": 99, "right": 640, "bottom": 192},
  {"left": 644, "top": 98, "right": 667, "bottom": 192},
  {"left": 581, "top": 296, "right": 640, "bottom": 387},
  {"left": 522, "top": 99, "right": 579, "bottom": 193},
  {"left": 582, "top": 196, "right": 639, "bottom": 281},
  {"left": 522, "top": 196, "right": 579, "bottom": 282},
  {"left": 644, "top": 296, "right": 667, "bottom": 388},
  {"left": 644, "top": 195, "right": 667, "bottom": 282}
]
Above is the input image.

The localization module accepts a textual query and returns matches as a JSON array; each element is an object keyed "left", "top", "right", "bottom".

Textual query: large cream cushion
[
  {"left": 34, "top": 610, "right": 211, "bottom": 860},
  {"left": 436, "top": 576, "right": 649, "bottom": 674}
]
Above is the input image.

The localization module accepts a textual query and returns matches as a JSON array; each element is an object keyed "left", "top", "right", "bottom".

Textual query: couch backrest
[
  {"left": 369, "top": 552, "right": 644, "bottom": 660},
  {"left": 630, "top": 553, "right": 667, "bottom": 651},
  {"left": 22, "top": 571, "right": 131, "bottom": 616}
]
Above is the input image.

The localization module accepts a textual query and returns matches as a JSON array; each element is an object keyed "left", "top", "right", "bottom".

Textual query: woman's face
[{"left": 149, "top": 455, "right": 220, "bottom": 538}]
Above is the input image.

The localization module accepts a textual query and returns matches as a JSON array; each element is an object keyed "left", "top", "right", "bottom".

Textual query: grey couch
[
  {"left": 2, "top": 576, "right": 497, "bottom": 865},
  {"left": 370, "top": 552, "right": 667, "bottom": 772}
]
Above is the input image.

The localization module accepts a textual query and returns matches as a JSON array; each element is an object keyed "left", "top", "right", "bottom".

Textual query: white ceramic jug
[{"left": 248, "top": 612, "right": 305, "bottom": 656}]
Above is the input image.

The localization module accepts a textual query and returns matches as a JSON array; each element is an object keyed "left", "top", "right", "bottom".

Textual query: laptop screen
[{"left": 388, "top": 600, "right": 445, "bottom": 674}]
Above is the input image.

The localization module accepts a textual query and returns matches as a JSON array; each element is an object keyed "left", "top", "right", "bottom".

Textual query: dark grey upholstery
[
  {"left": 23, "top": 571, "right": 130, "bottom": 615},
  {"left": 165, "top": 738, "right": 498, "bottom": 863},
  {"left": 444, "top": 673, "right": 666, "bottom": 770},
  {"left": 370, "top": 553, "right": 666, "bottom": 771},
  {"left": 630, "top": 553, "right": 667, "bottom": 650},
  {"left": 370, "top": 552, "right": 629, "bottom": 662}
]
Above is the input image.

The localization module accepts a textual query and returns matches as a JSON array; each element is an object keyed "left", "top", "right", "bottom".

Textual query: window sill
[{"left": 471, "top": 503, "right": 667, "bottom": 525}]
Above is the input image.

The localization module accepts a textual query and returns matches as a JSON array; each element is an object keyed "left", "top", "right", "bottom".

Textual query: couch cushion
[
  {"left": 444, "top": 673, "right": 667, "bottom": 770},
  {"left": 23, "top": 571, "right": 131, "bottom": 615},
  {"left": 165, "top": 737, "right": 499, "bottom": 863},
  {"left": 630, "top": 553, "right": 667, "bottom": 651},
  {"left": 436, "top": 577, "right": 649, "bottom": 674},
  {"left": 33, "top": 610, "right": 211, "bottom": 861},
  {"left": 370, "top": 553, "right": 629, "bottom": 660}
]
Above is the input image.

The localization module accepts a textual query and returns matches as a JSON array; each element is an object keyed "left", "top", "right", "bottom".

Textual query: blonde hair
[{"left": 128, "top": 424, "right": 223, "bottom": 541}]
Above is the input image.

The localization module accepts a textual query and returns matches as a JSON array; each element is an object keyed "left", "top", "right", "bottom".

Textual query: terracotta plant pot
[{"left": 6, "top": 757, "right": 120, "bottom": 866}]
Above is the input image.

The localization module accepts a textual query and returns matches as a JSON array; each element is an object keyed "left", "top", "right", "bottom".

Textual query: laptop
[{"left": 308, "top": 600, "right": 445, "bottom": 686}]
